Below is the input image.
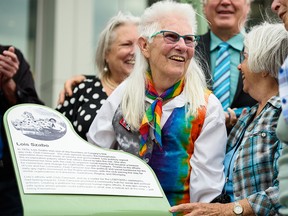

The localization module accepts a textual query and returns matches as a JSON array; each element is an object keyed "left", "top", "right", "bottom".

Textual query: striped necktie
[{"left": 213, "top": 42, "right": 230, "bottom": 110}]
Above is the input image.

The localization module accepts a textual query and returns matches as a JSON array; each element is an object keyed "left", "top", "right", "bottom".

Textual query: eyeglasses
[
  {"left": 150, "top": 30, "right": 200, "bottom": 47},
  {"left": 240, "top": 51, "right": 248, "bottom": 63}
]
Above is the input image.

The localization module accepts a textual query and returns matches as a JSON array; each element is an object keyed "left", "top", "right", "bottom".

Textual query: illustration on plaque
[{"left": 11, "top": 108, "right": 66, "bottom": 140}]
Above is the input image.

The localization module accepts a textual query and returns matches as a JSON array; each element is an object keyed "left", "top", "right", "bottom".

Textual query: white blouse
[{"left": 87, "top": 81, "right": 227, "bottom": 203}]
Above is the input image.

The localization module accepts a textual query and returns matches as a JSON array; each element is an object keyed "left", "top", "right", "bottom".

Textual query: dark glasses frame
[{"left": 150, "top": 30, "right": 200, "bottom": 47}]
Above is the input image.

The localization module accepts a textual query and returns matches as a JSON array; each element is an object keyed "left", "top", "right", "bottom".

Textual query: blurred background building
[{"left": 0, "top": 0, "right": 278, "bottom": 107}]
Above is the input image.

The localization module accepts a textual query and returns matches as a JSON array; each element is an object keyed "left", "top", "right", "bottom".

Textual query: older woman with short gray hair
[{"left": 171, "top": 22, "right": 288, "bottom": 216}]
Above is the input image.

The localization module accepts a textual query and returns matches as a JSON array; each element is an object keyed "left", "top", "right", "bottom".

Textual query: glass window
[
  {"left": 92, "top": 0, "right": 147, "bottom": 50},
  {"left": 0, "top": 0, "right": 37, "bottom": 73}
]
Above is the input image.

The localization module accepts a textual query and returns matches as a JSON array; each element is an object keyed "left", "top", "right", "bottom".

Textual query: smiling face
[
  {"left": 237, "top": 51, "right": 262, "bottom": 95},
  {"left": 105, "top": 23, "right": 138, "bottom": 79},
  {"left": 271, "top": 0, "right": 288, "bottom": 30},
  {"left": 203, "top": 0, "right": 250, "bottom": 36},
  {"left": 139, "top": 15, "right": 195, "bottom": 86}
]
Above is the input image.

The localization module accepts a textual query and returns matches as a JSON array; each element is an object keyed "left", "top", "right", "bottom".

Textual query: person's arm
[
  {"left": 245, "top": 139, "right": 283, "bottom": 215},
  {"left": 55, "top": 79, "right": 87, "bottom": 121},
  {"left": 0, "top": 46, "right": 43, "bottom": 106},
  {"left": 169, "top": 198, "right": 254, "bottom": 216},
  {"left": 225, "top": 107, "right": 249, "bottom": 129},
  {"left": 0, "top": 46, "right": 19, "bottom": 104},
  {"left": 57, "top": 74, "right": 89, "bottom": 104},
  {"left": 170, "top": 137, "right": 282, "bottom": 216},
  {"left": 86, "top": 81, "right": 126, "bottom": 147},
  {"left": 189, "top": 94, "right": 227, "bottom": 202}
]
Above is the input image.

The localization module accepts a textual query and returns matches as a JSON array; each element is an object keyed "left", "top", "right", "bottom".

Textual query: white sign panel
[{"left": 6, "top": 105, "right": 162, "bottom": 197}]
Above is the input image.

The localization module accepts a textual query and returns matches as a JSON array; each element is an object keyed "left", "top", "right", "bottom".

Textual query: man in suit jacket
[{"left": 196, "top": 0, "right": 257, "bottom": 128}]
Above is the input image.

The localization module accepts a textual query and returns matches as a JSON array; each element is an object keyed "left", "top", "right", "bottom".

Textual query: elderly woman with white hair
[
  {"left": 87, "top": 0, "right": 227, "bottom": 207},
  {"left": 170, "top": 22, "right": 288, "bottom": 216}
]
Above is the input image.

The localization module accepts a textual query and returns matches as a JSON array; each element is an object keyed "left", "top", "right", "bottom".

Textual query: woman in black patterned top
[{"left": 56, "top": 12, "right": 139, "bottom": 140}]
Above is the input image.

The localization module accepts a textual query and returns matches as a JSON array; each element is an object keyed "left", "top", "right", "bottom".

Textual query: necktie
[
  {"left": 213, "top": 42, "right": 230, "bottom": 110},
  {"left": 139, "top": 71, "right": 184, "bottom": 156}
]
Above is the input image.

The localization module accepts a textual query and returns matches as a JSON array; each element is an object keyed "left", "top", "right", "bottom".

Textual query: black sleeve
[
  {"left": 0, "top": 45, "right": 44, "bottom": 109},
  {"left": 84, "top": 75, "right": 95, "bottom": 79},
  {"left": 0, "top": 45, "right": 43, "bottom": 178}
]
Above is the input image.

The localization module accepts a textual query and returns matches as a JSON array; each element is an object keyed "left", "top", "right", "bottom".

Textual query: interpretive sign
[{"left": 4, "top": 104, "right": 171, "bottom": 216}]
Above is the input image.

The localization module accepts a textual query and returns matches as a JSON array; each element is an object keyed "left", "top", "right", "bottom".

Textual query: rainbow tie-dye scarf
[{"left": 139, "top": 71, "right": 185, "bottom": 156}]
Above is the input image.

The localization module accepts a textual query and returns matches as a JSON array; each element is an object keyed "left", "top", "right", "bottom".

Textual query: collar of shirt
[
  {"left": 226, "top": 95, "right": 281, "bottom": 153},
  {"left": 145, "top": 92, "right": 186, "bottom": 126},
  {"left": 244, "top": 95, "right": 281, "bottom": 120},
  {"left": 210, "top": 31, "right": 244, "bottom": 52},
  {"left": 267, "top": 95, "right": 282, "bottom": 109}
]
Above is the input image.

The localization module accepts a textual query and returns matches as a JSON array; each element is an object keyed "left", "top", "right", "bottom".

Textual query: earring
[{"left": 104, "top": 62, "right": 108, "bottom": 72}]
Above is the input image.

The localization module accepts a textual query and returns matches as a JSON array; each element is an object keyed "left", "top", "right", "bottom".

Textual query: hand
[
  {"left": 0, "top": 46, "right": 19, "bottom": 88},
  {"left": 225, "top": 107, "right": 249, "bottom": 129},
  {"left": 225, "top": 108, "right": 238, "bottom": 129},
  {"left": 57, "top": 75, "right": 86, "bottom": 104},
  {"left": 0, "top": 46, "right": 19, "bottom": 104},
  {"left": 169, "top": 202, "right": 228, "bottom": 216}
]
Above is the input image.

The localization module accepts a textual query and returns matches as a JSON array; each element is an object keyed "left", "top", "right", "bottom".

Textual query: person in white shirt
[{"left": 87, "top": 0, "right": 227, "bottom": 207}]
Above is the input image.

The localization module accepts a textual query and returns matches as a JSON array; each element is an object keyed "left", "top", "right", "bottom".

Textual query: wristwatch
[{"left": 233, "top": 201, "right": 243, "bottom": 215}]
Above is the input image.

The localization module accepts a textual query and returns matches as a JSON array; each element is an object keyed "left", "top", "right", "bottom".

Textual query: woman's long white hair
[{"left": 121, "top": 0, "right": 207, "bottom": 130}]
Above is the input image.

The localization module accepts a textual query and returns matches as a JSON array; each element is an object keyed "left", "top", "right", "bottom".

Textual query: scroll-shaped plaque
[{"left": 4, "top": 104, "right": 171, "bottom": 216}]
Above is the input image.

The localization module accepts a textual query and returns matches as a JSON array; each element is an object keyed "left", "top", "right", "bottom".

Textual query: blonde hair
[
  {"left": 95, "top": 11, "right": 139, "bottom": 79},
  {"left": 121, "top": 0, "right": 207, "bottom": 130}
]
